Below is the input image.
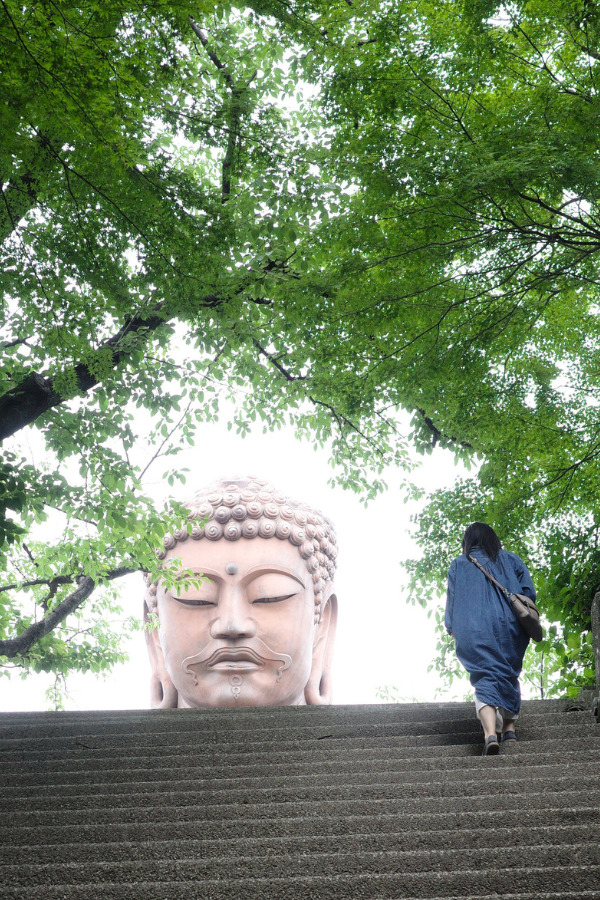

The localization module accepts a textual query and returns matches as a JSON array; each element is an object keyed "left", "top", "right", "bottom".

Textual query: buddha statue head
[{"left": 144, "top": 476, "right": 338, "bottom": 708}]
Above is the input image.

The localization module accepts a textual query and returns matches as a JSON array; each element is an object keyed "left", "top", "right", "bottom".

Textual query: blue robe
[{"left": 445, "top": 547, "right": 536, "bottom": 716}]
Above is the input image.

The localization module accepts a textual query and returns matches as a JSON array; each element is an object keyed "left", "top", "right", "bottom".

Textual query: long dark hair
[{"left": 462, "top": 522, "right": 502, "bottom": 562}]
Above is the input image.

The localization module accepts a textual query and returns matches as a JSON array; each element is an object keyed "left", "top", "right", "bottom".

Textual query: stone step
[
  {"left": 0, "top": 703, "right": 591, "bottom": 737},
  {"left": 0, "top": 698, "right": 574, "bottom": 729},
  {"left": 3, "top": 766, "right": 599, "bottom": 809},
  {"left": 2, "top": 892, "right": 597, "bottom": 900},
  {"left": 4, "top": 842, "right": 600, "bottom": 886},
  {"left": 3, "top": 822, "right": 600, "bottom": 866},
  {"left": 3, "top": 804, "right": 597, "bottom": 846},
  {"left": 3, "top": 788, "right": 598, "bottom": 829},
  {"left": 3, "top": 888, "right": 598, "bottom": 900},
  {"left": 2, "top": 865, "right": 600, "bottom": 899},
  {"left": 3, "top": 745, "right": 598, "bottom": 789},
  {"left": 446, "top": 895, "right": 600, "bottom": 900},
  {"left": 1, "top": 718, "right": 596, "bottom": 758},
  {"left": 1, "top": 731, "right": 596, "bottom": 772}
]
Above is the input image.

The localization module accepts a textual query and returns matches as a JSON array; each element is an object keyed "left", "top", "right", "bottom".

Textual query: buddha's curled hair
[{"left": 146, "top": 475, "right": 337, "bottom": 624}]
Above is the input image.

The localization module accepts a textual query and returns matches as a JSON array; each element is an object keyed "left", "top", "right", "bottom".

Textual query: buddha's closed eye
[
  {"left": 252, "top": 593, "right": 297, "bottom": 605},
  {"left": 173, "top": 597, "right": 216, "bottom": 607}
]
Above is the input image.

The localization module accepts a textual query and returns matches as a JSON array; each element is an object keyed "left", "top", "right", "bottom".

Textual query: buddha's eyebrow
[{"left": 243, "top": 564, "right": 305, "bottom": 587}]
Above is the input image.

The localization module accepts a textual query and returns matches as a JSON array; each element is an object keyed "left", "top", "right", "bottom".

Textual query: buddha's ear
[
  {"left": 144, "top": 600, "right": 179, "bottom": 709},
  {"left": 304, "top": 584, "right": 338, "bottom": 706}
]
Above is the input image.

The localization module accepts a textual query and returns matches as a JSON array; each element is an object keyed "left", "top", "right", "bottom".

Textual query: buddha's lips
[
  {"left": 206, "top": 647, "right": 267, "bottom": 668},
  {"left": 182, "top": 638, "right": 292, "bottom": 680}
]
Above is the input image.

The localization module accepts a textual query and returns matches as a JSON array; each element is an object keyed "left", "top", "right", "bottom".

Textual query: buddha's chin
[{"left": 175, "top": 669, "right": 306, "bottom": 708}]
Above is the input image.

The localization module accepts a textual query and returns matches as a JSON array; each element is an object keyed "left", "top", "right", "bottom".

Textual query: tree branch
[
  {"left": 252, "top": 339, "right": 306, "bottom": 381},
  {"left": 0, "top": 257, "right": 280, "bottom": 442},
  {"left": 189, "top": 17, "right": 253, "bottom": 203},
  {"left": 309, "top": 395, "right": 385, "bottom": 456},
  {"left": 0, "top": 575, "right": 72, "bottom": 596},
  {"left": 579, "top": 44, "right": 600, "bottom": 62},
  {"left": 139, "top": 398, "right": 195, "bottom": 479},
  {"left": 416, "top": 409, "right": 473, "bottom": 450},
  {"left": 0, "top": 132, "right": 56, "bottom": 243},
  {"left": 0, "top": 577, "right": 94, "bottom": 658},
  {"left": 0, "top": 567, "right": 135, "bottom": 659},
  {"left": 189, "top": 17, "right": 234, "bottom": 87},
  {"left": 0, "top": 309, "right": 168, "bottom": 441}
]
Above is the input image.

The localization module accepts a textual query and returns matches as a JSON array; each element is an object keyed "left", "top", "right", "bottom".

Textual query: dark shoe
[
  {"left": 482, "top": 735, "right": 500, "bottom": 756},
  {"left": 501, "top": 731, "right": 517, "bottom": 743}
]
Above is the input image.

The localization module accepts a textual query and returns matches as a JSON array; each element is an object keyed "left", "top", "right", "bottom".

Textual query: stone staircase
[{"left": 1, "top": 699, "right": 599, "bottom": 899}]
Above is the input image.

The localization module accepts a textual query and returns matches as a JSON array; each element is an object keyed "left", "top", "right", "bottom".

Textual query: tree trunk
[{"left": 592, "top": 590, "right": 600, "bottom": 692}]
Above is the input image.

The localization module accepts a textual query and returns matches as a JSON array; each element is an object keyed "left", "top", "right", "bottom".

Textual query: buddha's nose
[{"left": 209, "top": 588, "right": 257, "bottom": 640}]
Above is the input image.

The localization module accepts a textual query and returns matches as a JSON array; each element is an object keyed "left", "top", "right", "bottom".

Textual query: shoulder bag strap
[{"left": 468, "top": 554, "right": 511, "bottom": 597}]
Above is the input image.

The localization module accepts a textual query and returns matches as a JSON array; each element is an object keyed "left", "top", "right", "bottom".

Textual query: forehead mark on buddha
[{"left": 148, "top": 476, "right": 337, "bottom": 623}]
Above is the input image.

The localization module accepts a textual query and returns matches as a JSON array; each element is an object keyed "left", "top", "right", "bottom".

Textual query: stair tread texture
[{"left": 1, "top": 700, "right": 599, "bottom": 899}]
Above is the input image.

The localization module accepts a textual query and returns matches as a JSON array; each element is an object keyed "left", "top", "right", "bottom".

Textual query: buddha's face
[{"left": 153, "top": 537, "right": 329, "bottom": 707}]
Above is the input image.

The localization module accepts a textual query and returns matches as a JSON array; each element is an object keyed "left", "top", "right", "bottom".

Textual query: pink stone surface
[{"left": 145, "top": 477, "right": 338, "bottom": 708}]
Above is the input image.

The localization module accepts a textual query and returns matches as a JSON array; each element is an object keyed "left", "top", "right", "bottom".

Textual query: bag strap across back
[{"left": 468, "top": 553, "right": 514, "bottom": 599}]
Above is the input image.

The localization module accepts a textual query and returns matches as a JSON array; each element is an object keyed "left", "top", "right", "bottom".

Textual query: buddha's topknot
[{"left": 150, "top": 475, "right": 337, "bottom": 623}]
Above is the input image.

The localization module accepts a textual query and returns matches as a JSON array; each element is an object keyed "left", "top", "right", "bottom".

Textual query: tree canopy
[{"left": 2, "top": 0, "right": 600, "bottom": 697}]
